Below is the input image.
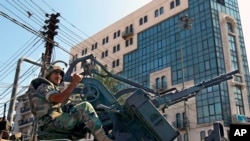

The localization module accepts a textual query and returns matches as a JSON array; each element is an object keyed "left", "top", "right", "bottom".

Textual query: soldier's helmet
[{"left": 45, "top": 65, "right": 65, "bottom": 80}]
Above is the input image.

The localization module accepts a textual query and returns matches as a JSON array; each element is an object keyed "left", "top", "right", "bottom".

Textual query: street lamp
[
  {"left": 178, "top": 14, "right": 193, "bottom": 141},
  {"left": 178, "top": 14, "right": 194, "bottom": 90},
  {"left": 178, "top": 14, "right": 194, "bottom": 30}
]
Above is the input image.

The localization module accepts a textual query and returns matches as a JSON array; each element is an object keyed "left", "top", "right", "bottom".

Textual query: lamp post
[
  {"left": 178, "top": 14, "right": 194, "bottom": 90},
  {"left": 178, "top": 14, "right": 193, "bottom": 141}
]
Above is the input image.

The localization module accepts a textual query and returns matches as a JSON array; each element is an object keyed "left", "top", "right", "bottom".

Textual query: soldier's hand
[{"left": 71, "top": 73, "right": 83, "bottom": 84}]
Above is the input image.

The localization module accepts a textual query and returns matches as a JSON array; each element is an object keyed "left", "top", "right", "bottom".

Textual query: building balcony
[
  {"left": 20, "top": 107, "right": 31, "bottom": 114},
  {"left": 172, "top": 120, "right": 187, "bottom": 130},
  {"left": 18, "top": 117, "right": 34, "bottom": 128},
  {"left": 122, "top": 28, "right": 134, "bottom": 39},
  {"left": 152, "top": 84, "right": 169, "bottom": 94}
]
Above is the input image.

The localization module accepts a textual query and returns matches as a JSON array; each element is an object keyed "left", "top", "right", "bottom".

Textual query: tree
[{"left": 93, "top": 66, "right": 119, "bottom": 94}]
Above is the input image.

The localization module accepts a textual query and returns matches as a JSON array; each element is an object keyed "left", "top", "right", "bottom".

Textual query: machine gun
[{"left": 62, "top": 54, "right": 238, "bottom": 141}]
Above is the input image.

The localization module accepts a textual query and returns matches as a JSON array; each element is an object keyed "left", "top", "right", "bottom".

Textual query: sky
[
  {"left": 0, "top": 0, "right": 249, "bottom": 115},
  {"left": 0, "top": 0, "right": 152, "bottom": 116}
]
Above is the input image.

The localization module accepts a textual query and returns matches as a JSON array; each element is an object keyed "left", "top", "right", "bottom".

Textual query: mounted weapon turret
[{"left": 36, "top": 54, "right": 237, "bottom": 141}]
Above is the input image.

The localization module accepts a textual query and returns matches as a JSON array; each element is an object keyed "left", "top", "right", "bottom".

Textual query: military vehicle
[{"left": 5, "top": 54, "right": 236, "bottom": 141}]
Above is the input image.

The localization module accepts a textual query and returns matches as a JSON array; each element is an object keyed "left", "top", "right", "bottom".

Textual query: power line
[{"left": 1, "top": 1, "right": 162, "bottom": 104}]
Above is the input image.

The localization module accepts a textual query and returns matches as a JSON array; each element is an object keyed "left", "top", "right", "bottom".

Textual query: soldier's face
[{"left": 49, "top": 70, "right": 63, "bottom": 85}]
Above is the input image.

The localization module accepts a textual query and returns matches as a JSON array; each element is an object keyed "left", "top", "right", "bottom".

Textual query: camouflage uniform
[
  {"left": 28, "top": 78, "right": 102, "bottom": 137},
  {"left": 28, "top": 64, "right": 113, "bottom": 141}
]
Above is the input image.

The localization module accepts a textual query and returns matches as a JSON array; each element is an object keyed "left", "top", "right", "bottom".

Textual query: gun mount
[{"left": 58, "top": 54, "right": 238, "bottom": 141}]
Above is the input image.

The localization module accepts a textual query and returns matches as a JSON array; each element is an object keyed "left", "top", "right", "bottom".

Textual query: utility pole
[
  {"left": 41, "top": 13, "right": 60, "bottom": 77},
  {"left": 7, "top": 58, "right": 42, "bottom": 126}
]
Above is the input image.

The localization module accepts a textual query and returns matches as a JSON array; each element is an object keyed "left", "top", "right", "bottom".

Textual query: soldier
[{"left": 28, "top": 65, "right": 113, "bottom": 141}]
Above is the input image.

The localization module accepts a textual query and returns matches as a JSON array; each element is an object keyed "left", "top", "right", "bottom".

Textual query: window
[
  {"left": 91, "top": 43, "right": 97, "bottom": 51},
  {"left": 176, "top": 113, "right": 181, "bottom": 128},
  {"left": 176, "top": 0, "right": 180, "bottom": 6},
  {"left": 144, "top": 16, "right": 148, "bottom": 23},
  {"left": 139, "top": 18, "right": 143, "bottom": 25},
  {"left": 227, "top": 22, "right": 234, "bottom": 33},
  {"left": 156, "top": 78, "right": 160, "bottom": 89},
  {"left": 170, "top": 1, "right": 175, "bottom": 9},
  {"left": 102, "top": 38, "right": 105, "bottom": 45},
  {"left": 129, "top": 24, "right": 133, "bottom": 32},
  {"left": 112, "top": 59, "right": 120, "bottom": 68},
  {"left": 94, "top": 43, "right": 97, "bottom": 49},
  {"left": 161, "top": 76, "right": 167, "bottom": 88},
  {"left": 105, "top": 50, "right": 108, "bottom": 57},
  {"left": 125, "top": 40, "right": 129, "bottom": 47},
  {"left": 228, "top": 35, "right": 239, "bottom": 71},
  {"left": 116, "top": 59, "right": 120, "bottom": 66},
  {"left": 112, "top": 61, "right": 115, "bottom": 68},
  {"left": 183, "top": 112, "right": 187, "bottom": 127},
  {"left": 102, "top": 36, "right": 109, "bottom": 45},
  {"left": 160, "top": 7, "right": 164, "bottom": 15},
  {"left": 125, "top": 26, "right": 129, "bottom": 33},
  {"left": 101, "top": 52, "right": 104, "bottom": 58},
  {"left": 82, "top": 49, "right": 85, "bottom": 55},
  {"left": 105, "top": 36, "right": 109, "bottom": 43},
  {"left": 113, "top": 44, "right": 120, "bottom": 53},
  {"left": 205, "top": 60, "right": 210, "bottom": 70},
  {"left": 102, "top": 50, "right": 108, "bottom": 58},
  {"left": 117, "top": 44, "right": 120, "bottom": 51},
  {"left": 209, "top": 104, "right": 215, "bottom": 115},
  {"left": 155, "top": 76, "right": 167, "bottom": 91},
  {"left": 234, "top": 86, "right": 244, "bottom": 115},
  {"left": 85, "top": 48, "right": 87, "bottom": 54},
  {"left": 217, "top": 0, "right": 225, "bottom": 5},
  {"left": 139, "top": 16, "right": 148, "bottom": 25},
  {"left": 155, "top": 9, "right": 159, "bottom": 17},
  {"left": 183, "top": 133, "right": 188, "bottom": 141},
  {"left": 117, "top": 30, "right": 121, "bottom": 37},
  {"left": 130, "top": 38, "right": 133, "bottom": 45},
  {"left": 125, "top": 38, "right": 133, "bottom": 47},
  {"left": 200, "top": 131, "right": 206, "bottom": 141},
  {"left": 155, "top": 7, "right": 164, "bottom": 17},
  {"left": 82, "top": 48, "right": 87, "bottom": 55}
]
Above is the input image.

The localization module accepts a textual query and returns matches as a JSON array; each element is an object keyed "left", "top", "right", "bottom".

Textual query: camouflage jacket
[{"left": 27, "top": 77, "right": 62, "bottom": 120}]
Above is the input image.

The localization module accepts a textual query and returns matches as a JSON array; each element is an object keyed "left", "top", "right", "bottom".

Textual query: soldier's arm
[{"left": 49, "top": 73, "right": 83, "bottom": 103}]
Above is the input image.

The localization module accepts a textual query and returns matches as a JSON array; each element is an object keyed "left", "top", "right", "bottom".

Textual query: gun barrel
[
  {"left": 152, "top": 70, "right": 239, "bottom": 108},
  {"left": 201, "top": 69, "right": 239, "bottom": 88}
]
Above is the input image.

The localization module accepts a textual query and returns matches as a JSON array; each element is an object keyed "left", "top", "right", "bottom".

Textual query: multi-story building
[
  {"left": 70, "top": 0, "right": 250, "bottom": 140},
  {"left": 13, "top": 94, "right": 34, "bottom": 141}
]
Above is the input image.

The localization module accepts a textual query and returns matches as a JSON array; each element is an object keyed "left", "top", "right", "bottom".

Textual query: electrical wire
[
  {"left": 23, "top": 1, "right": 150, "bottom": 88},
  {"left": 39, "top": 0, "right": 138, "bottom": 73},
  {"left": 0, "top": 36, "right": 42, "bottom": 81},
  {"left": 1, "top": 1, "right": 228, "bottom": 121},
  {"left": 0, "top": 58, "right": 41, "bottom": 99}
]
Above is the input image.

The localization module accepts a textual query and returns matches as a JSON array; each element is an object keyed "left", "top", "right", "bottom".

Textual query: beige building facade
[
  {"left": 12, "top": 0, "right": 249, "bottom": 141},
  {"left": 70, "top": 0, "right": 250, "bottom": 140}
]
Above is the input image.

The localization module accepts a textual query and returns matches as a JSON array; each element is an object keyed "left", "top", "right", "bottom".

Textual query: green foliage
[{"left": 93, "top": 67, "right": 119, "bottom": 94}]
